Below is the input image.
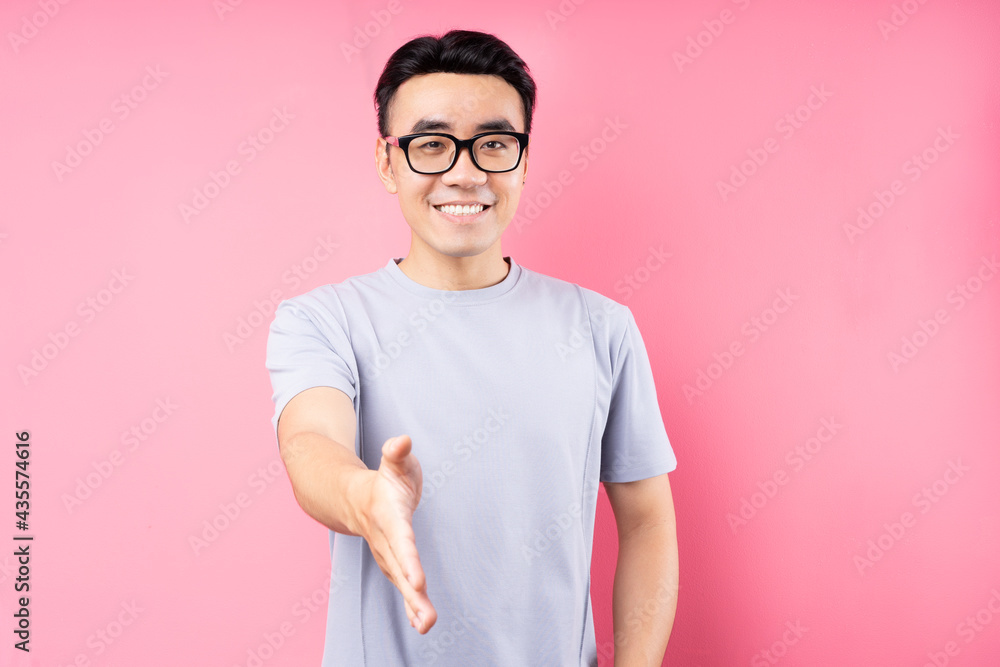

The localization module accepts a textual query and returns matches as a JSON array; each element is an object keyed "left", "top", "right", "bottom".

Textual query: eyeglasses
[{"left": 383, "top": 132, "right": 529, "bottom": 175}]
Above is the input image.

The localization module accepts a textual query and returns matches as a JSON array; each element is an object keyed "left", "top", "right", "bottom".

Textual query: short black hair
[{"left": 374, "top": 29, "right": 537, "bottom": 138}]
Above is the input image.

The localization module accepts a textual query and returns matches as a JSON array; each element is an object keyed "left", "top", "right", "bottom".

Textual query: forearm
[
  {"left": 612, "top": 524, "right": 679, "bottom": 667},
  {"left": 280, "top": 431, "right": 373, "bottom": 537}
]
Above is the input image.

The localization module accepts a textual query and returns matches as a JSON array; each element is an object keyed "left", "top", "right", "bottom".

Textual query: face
[{"left": 375, "top": 72, "right": 529, "bottom": 261}]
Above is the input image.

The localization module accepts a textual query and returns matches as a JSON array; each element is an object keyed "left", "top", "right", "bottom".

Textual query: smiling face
[{"left": 375, "top": 72, "right": 529, "bottom": 263}]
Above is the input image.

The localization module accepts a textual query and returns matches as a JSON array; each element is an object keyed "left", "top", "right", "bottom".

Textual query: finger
[
  {"left": 370, "top": 532, "right": 426, "bottom": 623},
  {"left": 380, "top": 436, "right": 419, "bottom": 482},
  {"left": 371, "top": 524, "right": 430, "bottom": 621},
  {"left": 413, "top": 601, "right": 438, "bottom": 633},
  {"left": 385, "top": 517, "right": 429, "bottom": 598},
  {"left": 383, "top": 434, "right": 410, "bottom": 460},
  {"left": 380, "top": 520, "right": 436, "bottom": 626},
  {"left": 389, "top": 547, "right": 432, "bottom": 630},
  {"left": 403, "top": 596, "right": 416, "bottom": 626}
]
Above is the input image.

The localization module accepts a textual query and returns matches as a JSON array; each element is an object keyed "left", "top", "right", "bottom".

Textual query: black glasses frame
[{"left": 384, "top": 131, "right": 530, "bottom": 174}]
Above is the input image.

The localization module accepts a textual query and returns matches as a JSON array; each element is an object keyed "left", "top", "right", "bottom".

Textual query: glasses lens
[
  {"left": 408, "top": 135, "right": 456, "bottom": 173},
  {"left": 473, "top": 134, "right": 521, "bottom": 172}
]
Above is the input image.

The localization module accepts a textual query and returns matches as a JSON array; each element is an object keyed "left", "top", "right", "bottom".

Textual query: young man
[{"left": 266, "top": 30, "right": 678, "bottom": 666}]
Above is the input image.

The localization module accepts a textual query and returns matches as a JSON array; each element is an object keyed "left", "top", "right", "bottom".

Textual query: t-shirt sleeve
[
  {"left": 600, "top": 306, "right": 677, "bottom": 483},
  {"left": 265, "top": 292, "right": 358, "bottom": 440}
]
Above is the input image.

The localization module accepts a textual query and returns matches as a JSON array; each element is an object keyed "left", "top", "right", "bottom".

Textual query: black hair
[{"left": 374, "top": 29, "right": 537, "bottom": 138}]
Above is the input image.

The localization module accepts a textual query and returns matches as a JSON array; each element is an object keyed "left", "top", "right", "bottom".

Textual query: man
[{"left": 266, "top": 29, "right": 678, "bottom": 666}]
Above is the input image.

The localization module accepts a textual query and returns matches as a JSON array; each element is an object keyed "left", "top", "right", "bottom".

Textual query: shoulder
[
  {"left": 275, "top": 262, "right": 389, "bottom": 319},
  {"left": 517, "top": 262, "right": 632, "bottom": 334},
  {"left": 268, "top": 267, "right": 388, "bottom": 349}
]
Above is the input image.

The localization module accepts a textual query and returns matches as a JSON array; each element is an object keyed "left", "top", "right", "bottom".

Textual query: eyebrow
[{"left": 409, "top": 117, "right": 517, "bottom": 134}]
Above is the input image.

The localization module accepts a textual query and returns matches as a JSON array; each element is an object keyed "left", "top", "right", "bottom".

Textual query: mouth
[{"left": 432, "top": 202, "right": 492, "bottom": 222}]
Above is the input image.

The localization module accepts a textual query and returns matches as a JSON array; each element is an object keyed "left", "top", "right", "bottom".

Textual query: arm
[
  {"left": 603, "top": 472, "right": 679, "bottom": 667},
  {"left": 277, "top": 386, "right": 438, "bottom": 632},
  {"left": 277, "top": 386, "right": 369, "bottom": 536}
]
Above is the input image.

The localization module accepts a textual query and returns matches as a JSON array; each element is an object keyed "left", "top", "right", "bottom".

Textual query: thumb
[{"left": 384, "top": 434, "right": 410, "bottom": 460}]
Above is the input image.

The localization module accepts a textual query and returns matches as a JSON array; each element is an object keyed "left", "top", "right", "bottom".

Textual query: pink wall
[{"left": 4, "top": 0, "right": 999, "bottom": 665}]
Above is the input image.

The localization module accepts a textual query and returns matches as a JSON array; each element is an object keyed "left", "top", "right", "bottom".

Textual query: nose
[{"left": 440, "top": 145, "right": 488, "bottom": 187}]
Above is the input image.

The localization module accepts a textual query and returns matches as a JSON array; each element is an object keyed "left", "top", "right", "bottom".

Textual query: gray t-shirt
[{"left": 265, "top": 256, "right": 677, "bottom": 666}]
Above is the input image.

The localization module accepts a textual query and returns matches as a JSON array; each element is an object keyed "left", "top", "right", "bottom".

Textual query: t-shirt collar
[{"left": 385, "top": 256, "right": 521, "bottom": 303}]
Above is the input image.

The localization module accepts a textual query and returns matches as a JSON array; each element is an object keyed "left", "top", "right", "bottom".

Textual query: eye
[{"left": 414, "top": 139, "right": 448, "bottom": 152}]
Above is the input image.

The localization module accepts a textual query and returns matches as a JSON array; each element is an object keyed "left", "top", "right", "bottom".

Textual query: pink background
[{"left": 4, "top": 0, "right": 999, "bottom": 665}]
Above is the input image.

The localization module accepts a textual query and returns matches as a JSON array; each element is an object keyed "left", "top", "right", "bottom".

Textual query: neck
[{"left": 396, "top": 247, "right": 510, "bottom": 291}]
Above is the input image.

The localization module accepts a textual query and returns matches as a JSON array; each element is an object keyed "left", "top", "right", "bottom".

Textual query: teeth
[{"left": 435, "top": 204, "right": 485, "bottom": 216}]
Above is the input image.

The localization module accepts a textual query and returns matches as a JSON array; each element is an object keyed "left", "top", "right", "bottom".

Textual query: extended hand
[{"left": 362, "top": 434, "right": 438, "bottom": 633}]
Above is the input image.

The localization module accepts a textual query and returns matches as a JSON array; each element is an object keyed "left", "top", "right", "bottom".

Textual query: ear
[
  {"left": 521, "top": 145, "right": 529, "bottom": 184},
  {"left": 375, "top": 136, "right": 398, "bottom": 194}
]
